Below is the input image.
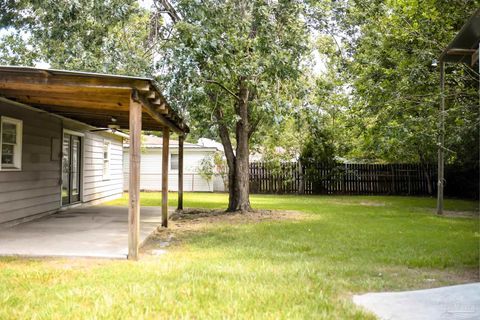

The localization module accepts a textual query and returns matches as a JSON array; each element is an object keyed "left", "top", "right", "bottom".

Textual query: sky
[{"left": 139, "top": 0, "right": 154, "bottom": 9}]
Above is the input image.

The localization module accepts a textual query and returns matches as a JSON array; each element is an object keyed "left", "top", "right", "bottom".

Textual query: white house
[{"left": 123, "top": 136, "right": 224, "bottom": 192}]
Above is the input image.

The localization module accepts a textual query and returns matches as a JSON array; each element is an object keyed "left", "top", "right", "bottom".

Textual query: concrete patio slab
[
  {"left": 0, "top": 206, "right": 166, "bottom": 259},
  {"left": 353, "top": 282, "right": 480, "bottom": 320}
]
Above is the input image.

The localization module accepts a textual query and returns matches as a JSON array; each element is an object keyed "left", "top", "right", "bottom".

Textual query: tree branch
[
  {"left": 213, "top": 101, "right": 236, "bottom": 169},
  {"left": 248, "top": 114, "right": 263, "bottom": 139},
  {"left": 154, "top": 0, "right": 182, "bottom": 24},
  {"left": 205, "top": 79, "right": 240, "bottom": 101}
]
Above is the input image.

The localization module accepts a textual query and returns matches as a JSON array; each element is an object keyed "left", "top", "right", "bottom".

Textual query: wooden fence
[{"left": 249, "top": 162, "right": 438, "bottom": 196}]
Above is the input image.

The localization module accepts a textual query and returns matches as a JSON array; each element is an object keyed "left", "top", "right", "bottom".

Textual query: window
[
  {"left": 103, "top": 140, "right": 111, "bottom": 179},
  {"left": 170, "top": 153, "right": 179, "bottom": 170},
  {"left": 0, "top": 117, "right": 22, "bottom": 170}
]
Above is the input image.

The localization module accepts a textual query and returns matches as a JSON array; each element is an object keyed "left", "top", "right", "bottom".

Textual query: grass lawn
[{"left": 1, "top": 193, "right": 478, "bottom": 319}]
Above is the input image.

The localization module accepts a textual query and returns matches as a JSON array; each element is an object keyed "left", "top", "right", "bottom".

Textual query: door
[{"left": 62, "top": 133, "right": 82, "bottom": 205}]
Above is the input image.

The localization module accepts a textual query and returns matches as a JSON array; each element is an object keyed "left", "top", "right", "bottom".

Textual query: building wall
[
  {"left": 0, "top": 100, "right": 123, "bottom": 225},
  {"left": 0, "top": 100, "right": 62, "bottom": 224},
  {"left": 123, "top": 148, "right": 216, "bottom": 192},
  {"left": 213, "top": 175, "right": 227, "bottom": 192},
  {"left": 82, "top": 132, "right": 123, "bottom": 203}
]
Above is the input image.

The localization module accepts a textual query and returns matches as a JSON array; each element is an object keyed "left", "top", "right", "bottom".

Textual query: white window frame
[
  {"left": 170, "top": 152, "right": 179, "bottom": 171},
  {"left": 103, "top": 140, "right": 111, "bottom": 180},
  {"left": 0, "top": 116, "right": 23, "bottom": 171}
]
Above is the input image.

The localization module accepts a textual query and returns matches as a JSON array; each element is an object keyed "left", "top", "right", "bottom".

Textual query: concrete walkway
[
  {"left": 353, "top": 283, "right": 480, "bottom": 320},
  {"left": 0, "top": 206, "right": 165, "bottom": 259}
]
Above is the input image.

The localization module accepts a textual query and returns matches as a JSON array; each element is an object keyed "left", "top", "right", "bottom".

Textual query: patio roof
[
  {"left": 0, "top": 66, "right": 189, "bottom": 133},
  {"left": 439, "top": 9, "right": 480, "bottom": 65},
  {"left": 436, "top": 9, "right": 480, "bottom": 215}
]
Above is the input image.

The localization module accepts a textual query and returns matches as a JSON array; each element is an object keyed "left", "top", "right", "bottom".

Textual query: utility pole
[{"left": 436, "top": 61, "right": 445, "bottom": 215}]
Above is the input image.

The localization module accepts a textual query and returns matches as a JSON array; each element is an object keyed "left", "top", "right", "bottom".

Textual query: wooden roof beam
[
  {"left": 472, "top": 48, "right": 479, "bottom": 66},
  {"left": 0, "top": 72, "right": 151, "bottom": 92},
  {"left": 5, "top": 95, "right": 130, "bottom": 110},
  {"left": 149, "top": 97, "right": 162, "bottom": 105},
  {"left": 156, "top": 103, "right": 168, "bottom": 114},
  {"left": 132, "top": 89, "right": 184, "bottom": 134},
  {"left": 145, "top": 90, "right": 156, "bottom": 99},
  {"left": 0, "top": 91, "right": 130, "bottom": 105},
  {"left": 446, "top": 48, "right": 476, "bottom": 56}
]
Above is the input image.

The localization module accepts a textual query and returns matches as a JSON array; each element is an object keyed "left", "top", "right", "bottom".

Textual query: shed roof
[
  {"left": 439, "top": 9, "right": 480, "bottom": 64},
  {"left": 0, "top": 66, "right": 189, "bottom": 133}
]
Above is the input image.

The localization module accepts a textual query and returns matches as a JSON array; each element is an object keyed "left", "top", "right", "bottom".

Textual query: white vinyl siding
[
  {"left": 83, "top": 133, "right": 123, "bottom": 203},
  {"left": 170, "top": 153, "right": 179, "bottom": 170},
  {"left": 123, "top": 149, "right": 217, "bottom": 192}
]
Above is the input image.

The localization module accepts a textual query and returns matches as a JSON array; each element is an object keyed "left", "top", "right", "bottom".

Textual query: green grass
[{"left": 1, "top": 193, "right": 478, "bottom": 319}]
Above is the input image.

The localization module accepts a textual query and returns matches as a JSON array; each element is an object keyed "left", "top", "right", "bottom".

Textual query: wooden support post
[
  {"left": 177, "top": 135, "right": 184, "bottom": 211},
  {"left": 128, "top": 98, "right": 142, "bottom": 260},
  {"left": 437, "top": 61, "right": 445, "bottom": 215},
  {"left": 472, "top": 48, "right": 479, "bottom": 67},
  {"left": 162, "top": 127, "right": 170, "bottom": 227}
]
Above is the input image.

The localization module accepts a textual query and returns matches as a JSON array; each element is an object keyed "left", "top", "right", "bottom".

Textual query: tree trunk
[
  {"left": 229, "top": 80, "right": 252, "bottom": 212},
  {"left": 419, "top": 152, "right": 433, "bottom": 195},
  {"left": 213, "top": 81, "right": 252, "bottom": 212},
  {"left": 214, "top": 106, "right": 237, "bottom": 211}
]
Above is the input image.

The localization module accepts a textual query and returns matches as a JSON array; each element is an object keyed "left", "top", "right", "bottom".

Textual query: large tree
[
  {"left": 154, "top": 0, "right": 311, "bottom": 211},
  {"left": 333, "top": 0, "right": 479, "bottom": 170}
]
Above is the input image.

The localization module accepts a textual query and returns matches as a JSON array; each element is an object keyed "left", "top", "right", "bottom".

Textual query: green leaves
[
  {"left": 0, "top": 0, "right": 151, "bottom": 75},
  {"left": 332, "top": 1, "right": 479, "bottom": 165},
  {"left": 158, "top": 0, "right": 311, "bottom": 143}
]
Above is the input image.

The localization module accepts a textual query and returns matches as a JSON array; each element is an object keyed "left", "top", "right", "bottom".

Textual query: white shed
[{"left": 123, "top": 136, "right": 223, "bottom": 192}]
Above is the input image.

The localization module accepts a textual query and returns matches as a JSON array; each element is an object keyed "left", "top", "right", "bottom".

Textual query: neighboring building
[{"left": 123, "top": 135, "right": 224, "bottom": 192}]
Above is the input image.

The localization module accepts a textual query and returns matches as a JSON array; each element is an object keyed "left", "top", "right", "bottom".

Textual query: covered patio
[
  {"left": 0, "top": 205, "right": 167, "bottom": 259},
  {"left": 0, "top": 66, "right": 189, "bottom": 260}
]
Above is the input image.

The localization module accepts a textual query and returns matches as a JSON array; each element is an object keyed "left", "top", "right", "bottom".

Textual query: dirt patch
[
  {"left": 328, "top": 200, "right": 386, "bottom": 207},
  {"left": 141, "top": 209, "right": 304, "bottom": 254},
  {"left": 439, "top": 210, "right": 479, "bottom": 218},
  {"left": 374, "top": 266, "right": 480, "bottom": 290},
  {"left": 359, "top": 201, "right": 386, "bottom": 207},
  {"left": 170, "top": 208, "right": 304, "bottom": 222}
]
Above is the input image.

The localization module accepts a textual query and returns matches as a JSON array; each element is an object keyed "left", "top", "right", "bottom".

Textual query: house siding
[
  {"left": 0, "top": 100, "right": 124, "bottom": 225},
  {"left": 0, "top": 100, "right": 62, "bottom": 224},
  {"left": 82, "top": 132, "right": 123, "bottom": 203}
]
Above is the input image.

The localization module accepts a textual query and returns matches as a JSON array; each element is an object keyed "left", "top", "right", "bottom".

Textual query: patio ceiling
[{"left": 0, "top": 66, "right": 189, "bottom": 133}]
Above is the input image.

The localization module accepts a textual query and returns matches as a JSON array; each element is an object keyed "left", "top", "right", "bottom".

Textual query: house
[
  {"left": 123, "top": 135, "right": 223, "bottom": 192},
  {"left": 0, "top": 66, "right": 189, "bottom": 260}
]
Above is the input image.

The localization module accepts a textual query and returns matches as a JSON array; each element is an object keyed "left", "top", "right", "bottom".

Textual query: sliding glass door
[{"left": 62, "top": 133, "right": 82, "bottom": 205}]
